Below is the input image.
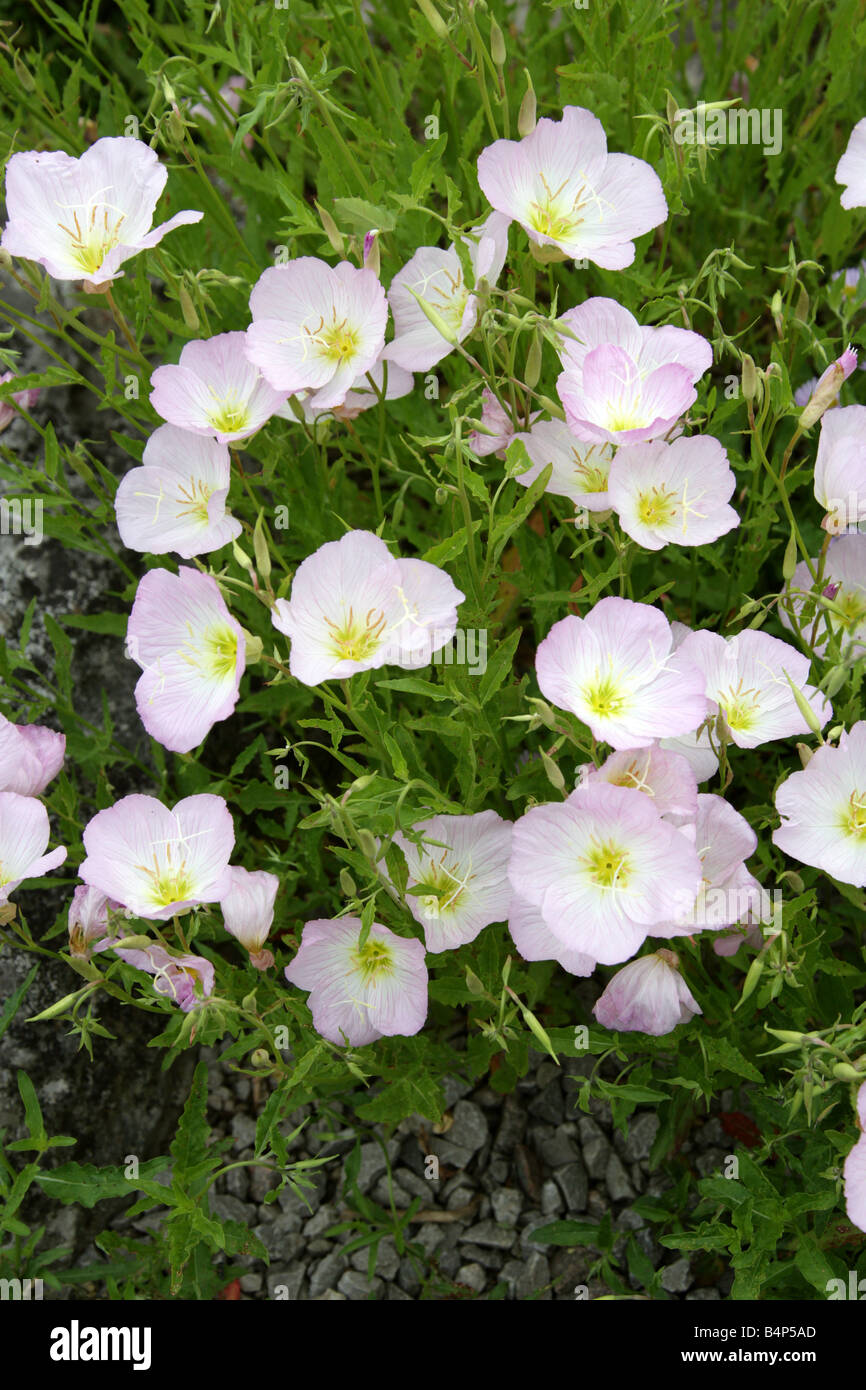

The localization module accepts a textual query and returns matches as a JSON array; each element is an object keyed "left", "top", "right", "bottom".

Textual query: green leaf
[
  {"left": 171, "top": 1062, "right": 211, "bottom": 1186},
  {"left": 702, "top": 1035, "right": 764, "bottom": 1084},
  {"left": 34, "top": 1158, "right": 171, "bottom": 1208}
]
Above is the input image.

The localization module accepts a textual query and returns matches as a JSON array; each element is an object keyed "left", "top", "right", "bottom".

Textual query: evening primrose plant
[{"left": 0, "top": 0, "right": 865, "bottom": 1301}]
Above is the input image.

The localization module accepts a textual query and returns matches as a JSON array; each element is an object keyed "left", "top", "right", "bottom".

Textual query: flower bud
[{"left": 518, "top": 78, "right": 536, "bottom": 137}]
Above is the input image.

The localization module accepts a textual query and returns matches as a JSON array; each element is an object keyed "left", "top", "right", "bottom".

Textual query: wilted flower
[
  {"left": 677, "top": 628, "right": 830, "bottom": 749},
  {"left": 115, "top": 424, "right": 242, "bottom": 558},
  {"left": 511, "top": 417, "right": 615, "bottom": 510},
  {"left": 799, "top": 346, "right": 858, "bottom": 430},
  {"left": 126, "top": 566, "right": 246, "bottom": 752},
  {"left": 0, "top": 372, "right": 39, "bottom": 431},
  {"left": 607, "top": 435, "right": 739, "bottom": 550},
  {"left": 773, "top": 721, "right": 866, "bottom": 884},
  {"left": 468, "top": 387, "right": 523, "bottom": 457},
  {"left": 476, "top": 105, "right": 667, "bottom": 268},
  {"left": 555, "top": 297, "right": 712, "bottom": 445},
  {"left": 150, "top": 331, "right": 286, "bottom": 443},
  {"left": 245, "top": 258, "right": 388, "bottom": 410},
  {"left": 535, "top": 596, "right": 707, "bottom": 749},
  {"left": 272, "top": 529, "right": 464, "bottom": 686},
  {"left": 220, "top": 866, "right": 278, "bottom": 969},
  {"left": 284, "top": 916, "right": 428, "bottom": 1046},
  {"left": 383, "top": 211, "right": 510, "bottom": 371},
  {"left": 1, "top": 136, "right": 202, "bottom": 285},
  {"left": 507, "top": 783, "right": 703, "bottom": 964},
  {"left": 0, "top": 792, "right": 67, "bottom": 906},
  {"left": 0, "top": 714, "right": 65, "bottom": 796},
  {"left": 836, "top": 118, "right": 866, "bottom": 210},
  {"left": 114, "top": 943, "right": 215, "bottom": 1012},
  {"left": 593, "top": 949, "right": 701, "bottom": 1035},
  {"left": 80, "top": 792, "right": 235, "bottom": 920},
  {"left": 392, "top": 810, "right": 512, "bottom": 953},
  {"left": 67, "top": 885, "right": 120, "bottom": 958}
]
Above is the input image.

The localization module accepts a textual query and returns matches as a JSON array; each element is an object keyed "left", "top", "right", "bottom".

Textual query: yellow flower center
[
  {"left": 718, "top": 682, "right": 760, "bottom": 733},
  {"left": 203, "top": 624, "right": 240, "bottom": 681},
  {"left": 583, "top": 670, "right": 627, "bottom": 720},
  {"left": 324, "top": 605, "right": 388, "bottom": 663},
  {"left": 352, "top": 936, "right": 394, "bottom": 981},
  {"left": 636, "top": 485, "right": 679, "bottom": 528},
  {"left": 174, "top": 477, "right": 214, "bottom": 527},
  {"left": 320, "top": 317, "right": 361, "bottom": 365},
  {"left": 527, "top": 173, "right": 586, "bottom": 242},
  {"left": 206, "top": 396, "right": 251, "bottom": 434},
  {"left": 57, "top": 203, "right": 126, "bottom": 276},
  {"left": 135, "top": 848, "right": 195, "bottom": 909},
  {"left": 583, "top": 840, "right": 632, "bottom": 891},
  {"left": 572, "top": 447, "right": 610, "bottom": 494},
  {"left": 843, "top": 791, "right": 866, "bottom": 837}
]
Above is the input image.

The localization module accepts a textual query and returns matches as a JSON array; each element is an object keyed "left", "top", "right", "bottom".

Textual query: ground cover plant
[{"left": 0, "top": 0, "right": 865, "bottom": 1305}]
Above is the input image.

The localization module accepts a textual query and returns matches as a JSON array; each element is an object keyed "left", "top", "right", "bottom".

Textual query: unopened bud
[
  {"left": 253, "top": 512, "right": 272, "bottom": 582},
  {"left": 178, "top": 282, "right": 199, "bottom": 331},
  {"left": 490, "top": 18, "right": 506, "bottom": 66},
  {"left": 741, "top": 353, "right": 759, "bottom": 403},
  {"left": 315, "top": 201, "right": 345, "bottom": 256},
  {"left": 435, "top": 485, "right": 449, "bottom": 505},
  {"left": 524, "top": 332, "right": 542, "bottom": 390},
  {"left": 465, "top": 967, "right": 485, "bottom": 996},
  {"left": 357, "top": 828, "right": 379, "bottom": 862},
  {"left": 339, "top": 868, "right": 357, "bottom": 897},
  {"left": 417, "top": 0, "right": 449, "bottom": 41},
  {"left": 250, "top": 1047, "right": 270, "bottom": 1067},
  {"left": 518, "top": 78, "right": 536, "bottom": 137},
  {"left": 832, "top": 1063, "right": 862, "bottom": 1081},
  {"left": 540, "top": 747, "right": 565, "bottom": 791},
  {"left": 795, "top": 742, "right": 813, "bottom": 769},
  {"left": 782, "top": 527, "right": 798, "bottom": 580}
]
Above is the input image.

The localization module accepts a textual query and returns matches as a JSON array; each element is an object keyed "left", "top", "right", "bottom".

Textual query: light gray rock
[
  {"left": 554, "top": 1160, "right": 588, "bottom": 1213},
  {"left": 455, "top": 1262, "right": 486, "bottom": 1293},
  {"left": 623, "top": 1112, "right": 659, "bottom": 1162},
  {"left": 605, "top": 1152, "right": 636, "bottom": 1202},
  {"left": 660, "top": 1257, "right": 693, "bottom": 1293}
]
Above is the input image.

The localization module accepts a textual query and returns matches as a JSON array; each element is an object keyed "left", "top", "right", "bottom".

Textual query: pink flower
[
  {"left": 779, "top": 535, "right": 866, "bottom": 658},
  {"left": 114, "top": 943, "right": 215, "bottom": 1012},
  {"left": 508, "top": 893, "right": 596, "bottom": 976},
  {"left": 593, "top": 949, "right": 701, "bottom": 1035},
  {"left": 836, "top": 118, "right": 866, "bottom": 210},
  {"left": 535, "top": 597, "right": 708, "bottom": 749},
  {"left": 284, "top": 917, "right": 428, "bottom": 1046},
  {"left": 476, "top": 105, "right": 667, "bottom": 268},
  {"left": 392, "top": 810, "right": 512, "bottom": 953},
  {"left": 773, "top": 722, "right": 866, "bottom": 884},
  {"left": 578, "top": 745, "right": 698, "bottom": 821},
  {"left": 843, "top": 1081, "right": 866, "bottom": 1233},
  {"left": 0, "top": 372, "right": 39, "bottom": 431},
  {"left": 67, "top": 885, "right": 121, "bottom": 958},
  {"left": 115, "top": 424, "right": 241, "bottom": 558},
  {"left": 677, "top": 628, "right": 830, "bottom": 749},
  {"left": 382, "top": 212, "right": 510, "bottom": 371},
  {"left": 555, "top": 297, "right": 712, "bottom": 445},
  {"left": 80, "top": 792, "right": 235, "bottom": 920},
  {"left": 220, "top": 866, "right": 278, "bottom": 970},
  {"left": 507, "top": 784, "right": 703, "bottom": 965},
  {"left": 0, "top": 714, "right": 65, "bottom": 796},
  {"left": 468, "top": 388, "right": 521, "bottom": 457},
  {"left": 126, "top": 566, "right": 246, "bottom": 752},
  {"left": 1, "top": 136, "right": 202, "bottom": 286},
  {"left": 272, "top": 530, "right": 464, "bottom": 685},
  {"left": 813, "top": 403, "right": 866, "bottom": 533},
  {"left": 0, "top": 792, "right": 67, "bottom": 905},
  {"left": 150, "top": 331, "right": 286, "bottom": 443},
  {"left": 607, "top": 435, "right": 739, "bottom": 550},
  {"left": 511, "top": 417, "right": 615, "bottom": 510},
  {"left": 245, "top": 258, "right": 387, "bottom": 410}
]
